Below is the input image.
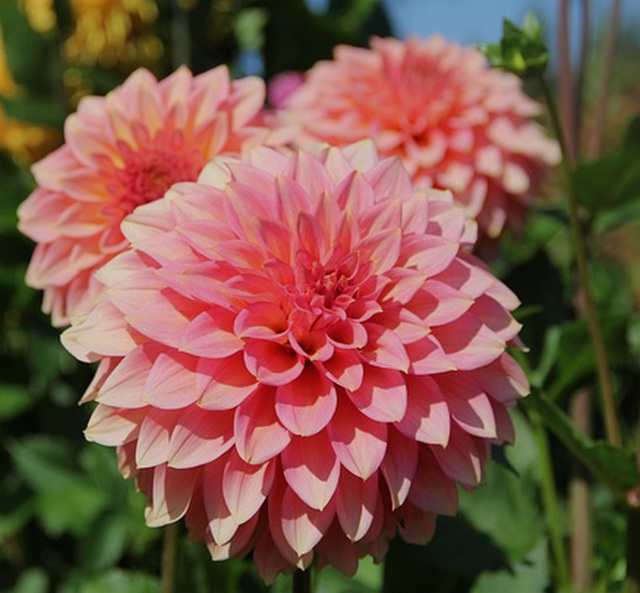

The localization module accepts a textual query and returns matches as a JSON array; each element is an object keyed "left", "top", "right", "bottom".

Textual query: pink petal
[
  {"left": 356, "top": 228, "right": 402, "bottom": 274},
  {"left": 395, "top": 374, "right": 450, "bottom": 446},
  {"left": 327, "top": 397, "right": 387, "bottom": 480},
  {"left": 431, "top": 425, "right": 485, "bottom": 486},
  {"left": 432, "top": 314, "right": 505, "bottom": 370},
  {"left": 243, "top": 339, "right": 304, "bottom": 386},
  {"left": 365, "top": 157, "right": 413, "bottom": 198},
  {"left": 407, "top": 448, "right": 459, "bottom": 516},
  {"left": 179, "top": 309, "right": 244, "bottom": 358},
  {"left": 254, "top": 531, "right": 297, "bottom": 584},
  {"left": 84, "top": 404, "right": 148, "bottom": 446},
  {"left": 206, "top": 512, "right": 260, "bottom": 561},
  {"left": 326, "top": 319, "right": 368, "bottom": 349},
  {"left": 202, "top": 455, "right": 240, "bottom": 545},
  {"left": 145, "top": 464, "right": 199, "bottom": 527},
  {"left": 234, "top": 385, "right": 291, "bottom": 464},
  {"left": 347, "top": 366, "right": 407, "bottom": 422},
  {"left": 408, "top": 281, "right": 474, "bottom": 326},
  {"left": 474, "top": 353, "right": 529, "bottom": 403},
  {"left": 398, "top": 235, "right": 458, "bottom": 277},
  {"left": 136, "top": 408, "right": 181, "bottom": 468},
  {"left": 144, "top": 350, "right": 201, "bottom": 409},
  {"left": 275, "top": 363, "right": 338, "bottom": 436},
  {"left": 381, "top": 268, "right": 427, "bottom": 305},
  {"left": 360, "top": 323, "right": 410, "bottom": 372},
  {"left": 380, "top": 427, "right": 418, "bottom": 509},
  {"left": 167, "top": 407, "right": 234, "bottom": 469},
  {"left": 60, "top": 301, "right": 138, "bottom": 362},
  {"left": 197, "top": 353, "right": 258, "bottom": 410},
  {"left": 222, "top": 449, "right": 275, "bottom": 524},
  {"left": 281, "top": 432, "right": 340, "bottom": 511},
  {"left": 437, "top": 373, "right": 497, "bottom": 438},
  {"left": 335, "top": 470, "right": 378, "bottom": 542},
  {"left": 322, "top": 349, "right": 364, "bottom": 391},
  {"left": 405, "top": 335, "right": 457, "bottom": 374},
  {"left": 470, "top": 294, "right": 522, "bottom": 341},
  {"left": 396, "top": 502, "right": 437, "bottom": 545},
  {"left": 96, "top": 344, "right": 155, "bottom": 408},
  {"left": 315, "top": 521, "right": 360, "bottom": 577},
  {"left": 279, "top": 484, "right": 336, "bottom": 557}
]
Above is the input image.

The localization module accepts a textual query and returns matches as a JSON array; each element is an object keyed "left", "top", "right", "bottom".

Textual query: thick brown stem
[
  {"left": 539, "top": 78, "right": 622, "bottom": 448},
  {"left": 558, "top": 0, "right": 577, "bottom": 164},
  {"left": 587, "top": 0, "right": 622, "bottom": 158},
  {"left": 171, "top": 0, "right": 191, "bottom": 68},
  {"left": 570, "top": 389, "right": 592, "bottom": 592},
  {"left": 574, "top": 0, "right": 591, "bottom": 159}
]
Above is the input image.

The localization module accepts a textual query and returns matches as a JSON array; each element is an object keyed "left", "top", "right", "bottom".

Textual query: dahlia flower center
[
  {"left": 296, "top": 251, "right": 367, "bottom": 316},
  {"left": 113, "top": 137, "right": 204, "bottom": 214}
]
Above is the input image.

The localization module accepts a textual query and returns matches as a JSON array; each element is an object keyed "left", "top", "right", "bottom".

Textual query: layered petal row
[{"left": 62, "top": 142, "right": 528, "bottom": 580}]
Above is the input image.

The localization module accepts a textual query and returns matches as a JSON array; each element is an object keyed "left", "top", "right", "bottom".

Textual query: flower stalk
[
  {"left": 293, "top": 568, "right": 312, "bottom": 593},
  {"left": 531, "top": 412, "right": 571, "bottom": 589},
  {"left": 537, "top": 75, "right": 622, "bottom": 448},
  {"left": 160, "top": 523, "right": 179, "bottom": 593}
]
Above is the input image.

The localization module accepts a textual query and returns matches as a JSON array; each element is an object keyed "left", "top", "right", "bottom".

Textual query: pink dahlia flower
[
  {"left": 18, "top": 65, "right": 280, "bottom": 326},
  {"left": 280, "top": 36, "right": 560, "bottom": 240},
  {"left": 62, "top": 142, "right": 528, "bottom": 580}
]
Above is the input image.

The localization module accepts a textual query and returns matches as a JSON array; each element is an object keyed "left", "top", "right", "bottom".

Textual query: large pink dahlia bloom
[
  {"left": 280, "top": 36, "right": 560, "bottom": 240},
  {"left": 62, "top": 142, "right": 528, "bottom": 580},
  {"left": 18, "top": 65, "right": 281, "bottom": 326}
]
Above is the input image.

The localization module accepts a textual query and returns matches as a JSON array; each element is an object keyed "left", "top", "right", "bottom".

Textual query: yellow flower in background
[
  {"left": 64, "top": 0, "right": 162, "bottom": 67},
  {"left": 0, "top": 29, "right": 59, "bottom": 162},
  {"left": 20, "top": 0, "right": 163, "bottom": 68},
  {"left": 19, "top": 0, "right": 57, "bottom": 34}
]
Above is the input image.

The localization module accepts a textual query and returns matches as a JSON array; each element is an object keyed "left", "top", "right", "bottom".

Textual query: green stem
[
  {"left": 531, "top": 412, "right": 571, "bottom": 589},
  {"left": 537, "top": 75, "right": 622, "bottom": 448},
  {"left": 160, "top": 523, "right": 179, "bottom": 593}
]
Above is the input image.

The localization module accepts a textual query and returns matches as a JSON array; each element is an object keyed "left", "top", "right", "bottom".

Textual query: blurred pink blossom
[
  {"left": 281, "top": 36, "right": 560, "bottom": 241},
  {"left": 18, "top": 65, "right": 279, "bottom": 326}
]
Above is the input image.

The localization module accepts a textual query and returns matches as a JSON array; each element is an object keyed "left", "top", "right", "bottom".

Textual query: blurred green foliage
[{"left": 0, "top": 1, "right": 639, "bottom": 592}]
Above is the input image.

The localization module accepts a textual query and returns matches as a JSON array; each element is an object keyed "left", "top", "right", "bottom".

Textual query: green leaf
[
  {"left": 533, "top": 317, "right": 627, "bottom": 401},
  {"left": 0, "top": 0, "right": 52, "bottom": 92},
  {"left": 481, "top": 13, "right": 548, "bottom": 78},
  {"left": 521, "top": 390, "right": 640, "bottom": 496},
  {"left": 64, "top": 570, "right": 160, "bottom": 593},
  {"left": 574, "top": 148, "right": 640, "bottom": 215},
  {"left": 0, "top": 94, "right": 65, "bottom": 127},
  {"left": 460, "top": 459, "right": 544, "bottom": 560},
  {"left": 0, "top": 384, "right": 33, "bottom": 420},
  {"left": 11, "top": 568, "right": 49, "bottom": 593},
  {"left": 317, "top": 556, "right": 383, "bottom": 592},
  {"left": 471, "top": 542, "right": 549, "bottom": 593},
  {"left": 623, "top": 112, "right": 640, "bottom": 150},
  {"left": 78, "top": 513, "right": 131, "bottom": 571},
  {"left": 593, "top": 196, "right": 640, "bottom": 234},
  {"left": 8, "top": 437, "right": 108, "bottom": 536},
  {"left": 0, "top": 501, "right": 33, "bottom": 539}
]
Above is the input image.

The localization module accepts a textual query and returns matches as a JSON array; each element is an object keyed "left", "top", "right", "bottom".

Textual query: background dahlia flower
[
  {"left": 280, "top": 35, "right": 560, "bottom": 240},
  {"left": 61, "top": 142, "right": 528, "bottom": 581},
  {"left": 18, "top": 65, "right": 282, "bottom": 326}
]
